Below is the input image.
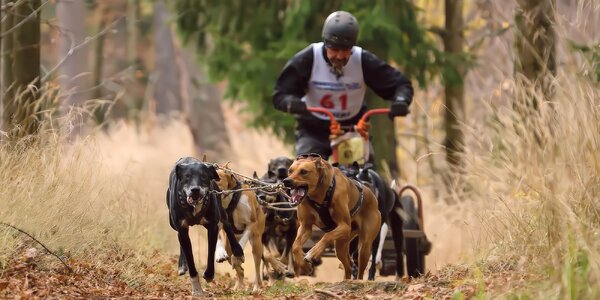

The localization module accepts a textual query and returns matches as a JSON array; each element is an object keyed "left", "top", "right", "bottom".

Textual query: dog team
[{"left": 166, "top": 154, "right": 408, "bottom": 296}]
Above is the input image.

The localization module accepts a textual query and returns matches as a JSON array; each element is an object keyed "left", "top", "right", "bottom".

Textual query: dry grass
[
  {"left": 0, "top": 100, "right": 292, "bottom": 286},
  {"left": 453, "top": 70, "right": 600, "bottom": 298}
]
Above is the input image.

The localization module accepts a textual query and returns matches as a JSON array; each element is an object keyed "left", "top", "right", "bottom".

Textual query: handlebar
[
  {"left": 306, "top": 107, "right": 338, "bottom": 126},
  {"left": 307, "top": 107, "right": 390, "bottom": 123},
  {"left": 307, "top": 107, "right": 390, "bottom": 136}
]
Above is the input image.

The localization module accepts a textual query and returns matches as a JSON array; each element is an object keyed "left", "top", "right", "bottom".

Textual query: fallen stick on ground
[{"left": 314, "top": 288, "right": 342, "bottom": 299}]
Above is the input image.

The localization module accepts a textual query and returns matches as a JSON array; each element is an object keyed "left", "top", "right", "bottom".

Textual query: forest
[{"left": 1, "top": 0, "right": 599, "bottom": 298}]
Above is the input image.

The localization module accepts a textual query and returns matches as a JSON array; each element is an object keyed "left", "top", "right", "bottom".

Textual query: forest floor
[{"left": 0, "top": 243, "right": 541, "bottom": 299}]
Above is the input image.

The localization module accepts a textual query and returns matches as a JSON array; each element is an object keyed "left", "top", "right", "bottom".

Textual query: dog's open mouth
[
  {"left": 187, "top": 195, "right": 201, "bottom": 206},
  {"left": 290, "top": 186, "right": 307, "bottom": 205}
]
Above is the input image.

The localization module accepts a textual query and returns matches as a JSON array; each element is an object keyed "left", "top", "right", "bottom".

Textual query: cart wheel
[{"left": 401, "top": 195, "right": 426, "bottom": 278}]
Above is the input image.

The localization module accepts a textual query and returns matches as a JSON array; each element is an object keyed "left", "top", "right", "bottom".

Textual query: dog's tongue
[
  {"left": 187, "top": 196, "right": 194, "bottom": 205},
  {"left": 291, "top": 188, "right": 306, "bottom": 204}
]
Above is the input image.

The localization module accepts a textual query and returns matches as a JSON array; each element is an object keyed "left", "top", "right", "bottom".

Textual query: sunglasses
[{"left": 296, "top": 153, "right": 322, "bottom": 160}]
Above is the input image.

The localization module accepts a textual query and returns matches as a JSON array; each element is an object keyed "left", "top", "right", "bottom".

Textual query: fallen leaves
[{"left": 0, "top": 245, "right": 536, "bottom": 299}]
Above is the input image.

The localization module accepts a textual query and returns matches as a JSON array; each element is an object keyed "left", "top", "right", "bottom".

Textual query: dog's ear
[
  {"left": 313, "top": 154, "right": 324, "bottom": 169},
  {"left": 363, "top": 162, "right": 374, "bottom": 170},
  {"left": 202, "top": 154, "right": 207, "bottom": 162},
  {"left": 207, "top": 164, "right": 220, "bottom": 181},
  {"left": 175, "top": 164, "right": 183, "bottom": 180},
  {"left": 253, "top": 171, "right": 259, "bottom": 180}
]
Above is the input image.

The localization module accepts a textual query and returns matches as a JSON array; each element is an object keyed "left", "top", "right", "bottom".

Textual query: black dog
[
  {"left": 341, "top": 162, "right": 404, "bottom": 280},
  {"left": 166, "top": 157, "right": 244, "bottom": 296},
  {"left": 266, "top": 156, "right": 294, "bottom": 181},
  {"left": 254, "top": 173, "right": 297, "bottom": 279}
]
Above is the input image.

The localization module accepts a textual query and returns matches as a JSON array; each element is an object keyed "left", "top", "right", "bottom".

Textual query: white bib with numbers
[{"left": 302, "top": 42, "right": 366, "bottom": 121}]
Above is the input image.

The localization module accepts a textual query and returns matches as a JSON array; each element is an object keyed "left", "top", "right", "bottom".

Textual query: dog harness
[
  {"left": 226, "top": 180, "right": 245, "bottom": 234},
  {"left": 307, "top": 177, "right": 364, "bottom": 232}
]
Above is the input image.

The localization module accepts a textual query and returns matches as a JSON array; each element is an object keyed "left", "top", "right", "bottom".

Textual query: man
[{"left": 273, "top": 11, "right": 414, "bottom": 161}]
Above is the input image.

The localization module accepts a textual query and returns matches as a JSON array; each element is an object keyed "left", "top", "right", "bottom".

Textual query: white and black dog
[{"left": 166, "top": 157, "right": 244, "bottom": 296}]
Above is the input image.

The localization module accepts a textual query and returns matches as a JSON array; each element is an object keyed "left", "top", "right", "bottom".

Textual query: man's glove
[
  {"left": 283, "top": 95, "right": 308, "bottom": 115},
  {"left": 329, "top": 122, "right": 343, "bottom": 139},
  {"left": 356, "top": 119, "right": 370, "bottom": 139},
  {"left": 389, "top": 95, "right": 410, "bottom": 119}
]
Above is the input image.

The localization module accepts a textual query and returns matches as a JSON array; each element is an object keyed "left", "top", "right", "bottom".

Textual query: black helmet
[{"left": 322, "top": 11, "right": 359, "bottom": 49}]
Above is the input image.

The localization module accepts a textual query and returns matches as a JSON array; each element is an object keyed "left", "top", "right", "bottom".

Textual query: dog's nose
[
  {"left": 282, "top": 178, "right": 293, "bottom": 188},
  {"left": 190, "top": 187, "right": 201, "bottom": 196}
]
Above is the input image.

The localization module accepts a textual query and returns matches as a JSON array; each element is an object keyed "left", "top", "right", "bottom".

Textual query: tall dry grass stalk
[{"left": 459, "top": 68, "right": 600, "bottom": 297}]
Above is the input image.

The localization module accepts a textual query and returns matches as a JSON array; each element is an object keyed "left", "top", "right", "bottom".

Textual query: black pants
[{"left": 295, "top": 127, "right": 375, "bottom": 165}]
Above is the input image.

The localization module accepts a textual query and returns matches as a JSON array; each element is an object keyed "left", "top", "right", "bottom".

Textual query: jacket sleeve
[
  {"left": 362, "top": 50, "right": 414, "bottom": 104},
  {"left": 272, "top": 45, "right": 314, "bottom": 112}
]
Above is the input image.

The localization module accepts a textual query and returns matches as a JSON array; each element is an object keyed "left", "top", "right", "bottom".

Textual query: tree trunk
[
  {"left": 367, "top": 90, "right": 398, "bottom": 180},
  {"left": 127, "top": 0, "right": 137, "bottom": 67},
  {"left": 153, "top": 0, "right": 230, "bottom": 160},
  {"left": 514, "top": 0, "right": 556, "bottom": 144},
  {"left": 442, "top": 0, "right": 466, "bottom": 170},
  {"left": 57, "top": 0, "right": 90, "bottom": 135},
  {"left": 0, "top": 6, "right": 3, "bottom": 127},
  {"left": 178, "top": 47, "right": 231, "bottom": 160},
  {"left": 1, "top": 0, "right": 14, "bottom": 135},
  {"left": 2, "top": 0, "right": 41, "bottom": 139},
  {"left": 515, "top": 0, "right": 557, "bottom": 105},
  {"left": 92, "top": 4, "right": 108, "bottom": 124},
  {"left": 151, "top": 0, "right": 182, "bottom": 115}
]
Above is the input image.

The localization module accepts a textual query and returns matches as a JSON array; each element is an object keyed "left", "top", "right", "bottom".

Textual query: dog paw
[
  {"left": 203, "top": 270, "right": 214, "bottom": 283},
  {"left": 312, "top": 257, "right": 323, "bottom": 266},
  {"left": 303, "top": 248, "right": 314, "bottom": 262},
  {"left": 303, "top": 254, "right": 320, "bottom": 265},
  {"left": 231, "top": 255, "right": 245, "bottom": 269},
  {"left": 285, "top": 270, "right": 295, "bottom": 278},
  {"left": 233, "top": 280, "right": 245, "bottom": 291},
  {"left": 192, "top": 289, "right": 205, "bottom": 297},
  {"left": 190, "top": 276, "right": 204, "bottom": 296},
  {"left": 215, "top": 249, "right": 229, "bottom": 263},
  {"left": 178, "top": 265, "right": 188, "bottom": 276},
  {"left": 271, "top": 259, "right": 287, "bottom": 274},
  {"left": 296, "top": 261, "right": 314, "bottom": 276}
]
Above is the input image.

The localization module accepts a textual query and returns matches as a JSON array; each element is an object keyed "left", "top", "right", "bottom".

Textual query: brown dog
[
  {"left": 282, "top": 154, "right": 381, "bottom": 280},
  {"left": 215, "top": 168, "right": 266, "bottom": 291}
]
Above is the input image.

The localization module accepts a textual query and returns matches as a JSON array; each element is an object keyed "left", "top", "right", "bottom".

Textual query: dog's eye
[{"left": 300, "top": 169, "right": 308, "bottom": 175}]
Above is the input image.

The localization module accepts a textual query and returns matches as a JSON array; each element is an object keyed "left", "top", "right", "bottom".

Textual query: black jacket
[{"left": 273, "top": 44, "right": 414, "bottom": 132}]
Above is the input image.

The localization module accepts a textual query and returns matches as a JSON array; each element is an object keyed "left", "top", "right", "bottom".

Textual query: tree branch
[
  {"left": 314, "top": 289, "right": 342, "bottom": 299},
  {"left": 428, "top": 25, "right": 447, "bottom": 39},
  {"left": 42, "top": 16, "right": 125, "bottom": 82},
  {"left": 0, "top": 0, "right": 49, "bottom": 38},
  {"left": 0, "top": 222, "right": 74, "bottom": 273}
]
